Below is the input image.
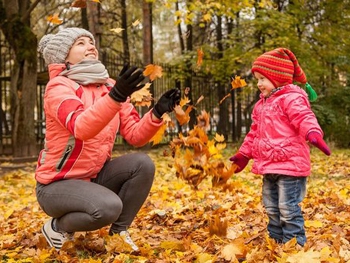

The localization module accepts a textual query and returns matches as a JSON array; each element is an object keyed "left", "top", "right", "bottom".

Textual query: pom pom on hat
[
  {"left": 251, "top": 48, "right": 317, "bottom": 101},
  {"left": 38, "top": 27, "right": 95, "bottom": 65}
]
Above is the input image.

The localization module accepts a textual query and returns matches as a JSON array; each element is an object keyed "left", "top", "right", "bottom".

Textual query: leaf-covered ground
[{"left": 0, "top": 147, "right": 349, "bottom": 263}]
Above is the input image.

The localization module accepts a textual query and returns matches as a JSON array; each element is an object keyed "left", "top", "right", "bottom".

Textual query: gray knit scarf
[{"left": 59, "top": 59, "right": 109, "bottom": 85}]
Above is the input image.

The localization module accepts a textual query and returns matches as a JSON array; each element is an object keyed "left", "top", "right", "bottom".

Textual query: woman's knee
[
  {"left": 95, "top": 196, "right": 123, "bottom": 224},
  {"left": 134, "top": 153, "right": 155, "bottom": 177}
]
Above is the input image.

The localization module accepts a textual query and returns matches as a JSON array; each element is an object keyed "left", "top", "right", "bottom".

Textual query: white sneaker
[
  {"left": 41, "top": 218, "right": 74, "bottom": 250},
  {"left": 119, "top": 231, "right": 139, "bottom": 251}
]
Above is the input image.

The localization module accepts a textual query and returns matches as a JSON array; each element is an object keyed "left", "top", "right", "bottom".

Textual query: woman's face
[
  {"left": 254, "top": 72, "right": 275, "bottom": 97},
  {"left": 65, "top": 36, "right": 98, "bottom": 65}
]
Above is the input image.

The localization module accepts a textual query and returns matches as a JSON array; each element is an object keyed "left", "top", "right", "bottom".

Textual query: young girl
[
  {"left": 230, "top": 48, "right": 331, "bottom": 246},
  {"left": 36, "top": 27, "right": 180, "bottom": 251}
]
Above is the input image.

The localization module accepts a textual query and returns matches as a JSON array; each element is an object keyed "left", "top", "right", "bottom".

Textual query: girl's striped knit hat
[{"left": 251, "top": 48, "right": 317, "bottom": 101}]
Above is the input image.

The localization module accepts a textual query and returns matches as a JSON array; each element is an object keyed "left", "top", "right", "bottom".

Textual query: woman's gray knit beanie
[{"left": 37, "top": 27, "right": 95, "bottom": 65}]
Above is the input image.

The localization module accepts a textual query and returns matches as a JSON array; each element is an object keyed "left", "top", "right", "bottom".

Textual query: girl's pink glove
[
  {"left": 229, "top": 152, "right": 250, "bottom": 173},
  {"left": 307, "top": 131, "right": 331, "bottom": 156}
]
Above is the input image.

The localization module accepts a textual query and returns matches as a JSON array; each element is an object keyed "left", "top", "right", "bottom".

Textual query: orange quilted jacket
[{"left": 35, "top": 63, "right": 163, "bottom": 184}]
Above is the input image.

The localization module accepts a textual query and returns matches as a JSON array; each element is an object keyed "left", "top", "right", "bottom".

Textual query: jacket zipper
[
  {"left": 257, "top": 99, "right": 266, "bottom": 174},
  {"left": 57, "top": 145, "right": 72, "bottom": 170}
]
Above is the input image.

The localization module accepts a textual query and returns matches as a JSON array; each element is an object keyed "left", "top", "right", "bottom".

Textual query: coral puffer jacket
[
  {"left": 239, "top": 84, "right": 323, "bottom": 177},
  {"left": 35, "top": 64, "right": 163, "bottom": 184}
]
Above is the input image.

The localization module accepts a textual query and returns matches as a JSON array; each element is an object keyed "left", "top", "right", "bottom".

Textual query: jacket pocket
[{"left": 56, "top": 145, "right": 73, "bottom": 170}]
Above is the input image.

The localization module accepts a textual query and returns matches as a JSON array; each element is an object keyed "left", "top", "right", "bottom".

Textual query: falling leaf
[
  {"left": 214, "top": 133, "right": 225, "bottom": 143},
  {"left": 110, "top": 28, "right": 125, "bottom": 34},
  {"left": 46, "top": 14, "right": 63, "bottom": 25},
  {"left": 197, "top": 110, "right": 210, "bottom": 129},
  {"left": 130, "top": 82, "right": 153, "bottom": 107},
  {"left": 149, "top": 123, "right": 167, "bottom": 145},
  {"left": 143, "top": 64, "right": 163, "bottom": 81},
  {"left": 179, "top": 96, "right": 191, "bottom": 107},
  {"left": 231, "top": 76, "right": 247, "bottom": 89},
  {"left": 197, "top": 48, "right": 204, "bottom": 67},
  {"left": 132, "top": 19, "right": 140, "bottom": 27},
  {"left": 219, "top": 93, "right": 231, "bottom": 104},
  {"left": 195, "top": 95, "right": 204, "bottom": 105},
  {"left": 219, "top": 76, "right": 247, "bottom": 104},
  {"left": 174, "top": 105, "right": 192, "bottom": 125}
]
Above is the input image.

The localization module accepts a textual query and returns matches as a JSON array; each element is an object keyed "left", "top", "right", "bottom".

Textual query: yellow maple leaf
[
  {"left": 305, "top": 220, "right": 323, "bottom": 228},
  {"left": 286, "top": 250, "right": 321, "bottom": 263},
  {"left": 130, "top": 82, "right": 153, "bottom": 107},
  {"left": 47, "top": 14, "right": 63, "bottom": 25},
  {"left": 149, "top": 123, "right": 167, "bottom": 145},
  {"left": 110, "top": 28, "right": 125, "bottom": 34},
  {"left": 143, "top": 64, "right": 163, "bottom": 81},
  {"left": 214, "top": 133, "right": 225, "bottom": 143}
]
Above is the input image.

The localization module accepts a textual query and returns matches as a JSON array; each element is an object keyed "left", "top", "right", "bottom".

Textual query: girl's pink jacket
[
  {"left": 239, "top": 84, "right": 323, "bottom": 177},
  {"left": 35, "top": 64, "right": 163, "bottom": 184}
]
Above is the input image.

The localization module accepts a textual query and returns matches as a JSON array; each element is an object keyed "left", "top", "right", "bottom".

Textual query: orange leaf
[
  {"left": 47, "top": 14, "right": 63, "bottom": 25},
  {"left": 130, "top": 82, "right": 153, "bottom": 107},
  {"left": 174, "top": 105, "right": 192, "bottom": 126},
  {"left": 197, "top": 48, "right": 204, "bottom": 67},
  {"left": 219, "top": 93, "right": 231, "bottom": 104},
  {"left": 149, "top": 123, "right": 167, "bottom": 145},
  {"left": 231, "top": 76, "right": 247, "bottom": 89},
  {"left": 143, "top": 64, "right": 163, "bottom": 81},
  {"left": 209, "top": 215, "right": 228, "bottom": 237}
]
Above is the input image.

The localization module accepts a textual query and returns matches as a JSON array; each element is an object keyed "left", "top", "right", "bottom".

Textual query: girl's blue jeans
[{"left": 262, "top": 174, "right": 307, "bottom": 246}]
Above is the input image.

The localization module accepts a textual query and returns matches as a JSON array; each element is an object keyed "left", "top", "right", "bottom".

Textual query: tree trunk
[
  {"left": 142, "top": 1, "right": 153, "bottom": 65},
  {"left": 215, "top": 15, "right": 229, "bottom": 138},
  {"left": 120, "top": 0, "right": 130, "bottom": 62},
  {"left": 87, "top": 1, "right": 101, "bottom": 50},
  {"left": 142, "top": 1, "right": 153, "bottom": 117},
  {"left": 0, "top": 0, "right": 38, "bottom": 157}
]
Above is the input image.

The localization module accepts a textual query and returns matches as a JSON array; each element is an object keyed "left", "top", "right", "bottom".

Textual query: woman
[{"left": 36, "top": 27, "right": 180, "bottom": 251}]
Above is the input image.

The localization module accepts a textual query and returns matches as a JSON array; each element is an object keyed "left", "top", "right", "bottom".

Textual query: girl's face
[
  {"left": 254, "top": 72, "right": 275, "bottom": 97},
  {"left": 65, "top": 36, "right": 98, "bottom": 65}
]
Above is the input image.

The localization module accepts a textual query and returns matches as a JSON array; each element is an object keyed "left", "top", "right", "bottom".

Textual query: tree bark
[
  {"left": 142, "top": 1, "right": 153, "bottom": 65},
  {"left": 121, "top": 0, "right": 130, "bottom": 62},
  {"left": 0, "top": 0, "right": 37, "bottom": 157}
]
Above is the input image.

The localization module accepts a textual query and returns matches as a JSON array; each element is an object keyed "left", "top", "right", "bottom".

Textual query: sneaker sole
[{"left": 42, "top": 226, "right": 61, "bottom": 250}]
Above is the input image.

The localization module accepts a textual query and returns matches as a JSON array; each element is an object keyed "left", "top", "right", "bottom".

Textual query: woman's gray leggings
[{"left": 35, "top": 153, "right": 155, "bottom": 234}]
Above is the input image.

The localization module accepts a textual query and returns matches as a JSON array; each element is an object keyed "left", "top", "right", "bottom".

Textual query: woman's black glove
[
  {"left": 109, "top": 63, "right": 145, "bottom": 102},
  {"left": 153, "top": 88, "right": 181, "bottom": 119}
]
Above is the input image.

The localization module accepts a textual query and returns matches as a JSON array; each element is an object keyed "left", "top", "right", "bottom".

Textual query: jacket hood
[{"left": 48, "top": 63, "right": 67, "bottom": 79}]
